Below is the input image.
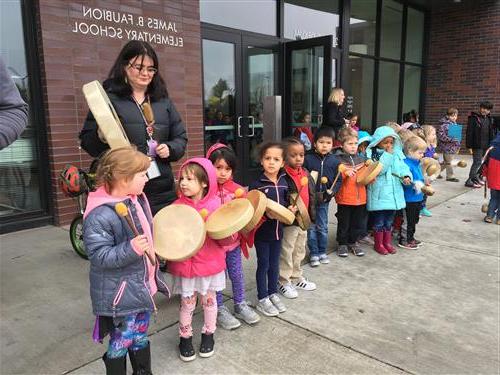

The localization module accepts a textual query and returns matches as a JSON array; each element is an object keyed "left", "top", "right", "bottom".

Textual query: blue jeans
[
  {"left": 371, "top": 210, "right": 396, "bottom": 232},
  {"left": 487, "top": 189, "right": 500, "bottom": 219},
  {"left": 255, "top": 240, "right": 281, "bottom": 300},
  {"left": 307, "top": 201, "right": 329, "bottom": 257}
]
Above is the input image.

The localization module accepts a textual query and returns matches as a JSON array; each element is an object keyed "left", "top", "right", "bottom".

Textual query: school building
[{"left": 0, "top": 0, "right": 498, "bottom": 233}]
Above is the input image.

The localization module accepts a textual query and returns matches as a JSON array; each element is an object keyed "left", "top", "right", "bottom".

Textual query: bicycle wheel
[{"left": 70, "top": 214, "right": 88, "bottom": 260}]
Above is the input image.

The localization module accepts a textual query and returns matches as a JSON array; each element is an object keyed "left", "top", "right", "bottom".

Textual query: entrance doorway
[
  {"left": 284, "top": 35, "right": 340, "bottom": 142},
  {"left": 202, "top": 29, "right": 278, "bottom": 185}
]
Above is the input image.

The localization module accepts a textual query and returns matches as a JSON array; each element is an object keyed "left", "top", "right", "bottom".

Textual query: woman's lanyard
[{"left": 132, "top": 95, "right": 158, "bottom": 157}]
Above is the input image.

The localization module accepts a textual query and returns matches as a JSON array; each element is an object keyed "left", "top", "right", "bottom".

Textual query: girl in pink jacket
[{"left": 168, "top": 158, "right": 235, "bottom": 361}]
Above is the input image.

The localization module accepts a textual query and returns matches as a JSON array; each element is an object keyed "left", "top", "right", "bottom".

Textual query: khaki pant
[
  {"left": 441, "top": 153, "right": 455, "bottom": 178},
  {"left": 279, "top": 225, "right": 307, "bottom": 284}
]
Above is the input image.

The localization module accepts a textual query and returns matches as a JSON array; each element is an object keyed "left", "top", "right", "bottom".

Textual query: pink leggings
[{"left": 179, "top": 290, "right": 217, "bottom": 338}]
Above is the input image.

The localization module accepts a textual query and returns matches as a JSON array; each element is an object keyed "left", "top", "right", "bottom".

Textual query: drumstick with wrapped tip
[
  {"left": 391, "top": 173, "right": 434, "bottom": 196},
  {"left": 326, "top": 164, "right": 347, "bottom": 195},
  {"left": 142, "top": 102, "right": 155, "bottom": 124},
  {"left": 234, "top": 188, "right": 245, "bottom": 198},
  {"left": 115, "top": 202, "right": 156, "bottom": 265},
  {"left": 199, "top": 208, "right": 209, "bottom": 220},
  {"left": 291, "top": 176, "right": 309, "bottom": 206}
]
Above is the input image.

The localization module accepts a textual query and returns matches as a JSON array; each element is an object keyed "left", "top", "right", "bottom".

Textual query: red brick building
[{"left": 0, "top": 0, "right": 498, "bottom": 233}]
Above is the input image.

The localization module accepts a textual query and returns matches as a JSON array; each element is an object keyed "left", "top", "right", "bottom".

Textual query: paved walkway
[{"left": 1, "top": 158, "right": 499, "bottom": 374}]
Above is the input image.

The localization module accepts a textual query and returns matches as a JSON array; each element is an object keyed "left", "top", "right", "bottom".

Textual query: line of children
[{"left": 85, "top": 125, "right": 439, "bottom": 371}]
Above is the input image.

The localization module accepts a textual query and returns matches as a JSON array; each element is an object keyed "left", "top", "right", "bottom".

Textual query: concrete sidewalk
[{"left": 1, "top": 158, "right": 499, "bottom": 374}]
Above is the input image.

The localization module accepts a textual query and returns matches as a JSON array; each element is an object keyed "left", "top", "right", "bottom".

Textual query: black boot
[
  {"left": 199, "top": 333, "right": 215, "bottom": 358},
  {"left": 179, "top": 336, "right": 196, "bottom": 362},
  {"left": 128, "top": 342, "right": 152, "bottom": 375},
  {"left": 102, "top": 353, "right": 126, "bottom": 375}
]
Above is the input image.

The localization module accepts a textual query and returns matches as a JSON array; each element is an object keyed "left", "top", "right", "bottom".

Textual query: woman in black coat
[
  {"left": 80, "top": 41, "right": 187, "bottom": 215},
  {"left": 324, "top": 88, "right": 347, "bottom": 138}
]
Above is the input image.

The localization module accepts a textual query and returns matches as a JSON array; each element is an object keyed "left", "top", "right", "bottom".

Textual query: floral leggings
[
  {"left": 107, "top": 312, "right": 150, "bottom": 358},
  {"left": 179, "top": 291, "right": 217, "bottom": 338}
]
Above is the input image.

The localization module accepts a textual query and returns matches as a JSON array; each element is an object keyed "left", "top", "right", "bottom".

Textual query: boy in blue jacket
[
  {"left": 399, "top": 136, "right": 427, "bottom": 249},
  {"left": 303, "top": 127, "right": 342, "bottom": 267}
]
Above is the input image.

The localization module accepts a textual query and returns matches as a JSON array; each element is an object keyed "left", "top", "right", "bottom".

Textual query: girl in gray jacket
[{"left": 83, "top": 146, "right": 169, "bottom": 375}]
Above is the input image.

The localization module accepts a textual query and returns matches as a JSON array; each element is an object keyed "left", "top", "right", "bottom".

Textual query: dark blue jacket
[
  {"left": 303, "top": 151, "right": 342, "bottom": 202},
  {"left": 83, "top": 193, "right": 169, "bottom": 317},
  {"left": 403, "top": 157, "right": 424, "bottom": 203},
  {"left": 249, "top": 171, "right": 290, "bottom": 241}
]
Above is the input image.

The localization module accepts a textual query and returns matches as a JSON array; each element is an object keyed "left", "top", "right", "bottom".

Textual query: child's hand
[
  {"left": 345, "top": 168, "right": 356, "bottom": 177},
  {"left": 131, "top": 235, "right": 150, "bottom": 256},
  {"left": 402, "top": 177, "right": 411, "bottom": 185},
  {"left": 288, "top": 205, "right": 298, "bottom": 214}
]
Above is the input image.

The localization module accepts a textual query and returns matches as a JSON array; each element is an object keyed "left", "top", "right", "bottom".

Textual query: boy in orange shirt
[{"left": 335, "top": 128, "right": 367, "bottom": 257}]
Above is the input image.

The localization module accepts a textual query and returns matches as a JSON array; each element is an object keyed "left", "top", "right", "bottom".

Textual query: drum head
[
  {"left": 82, "top": 80, "right": 130, "bottom": 149},
  {"left": 242, "top": 190, "right": 267, "bottom": 234},
  {"left": 153, "top": 205, "right": 206, "bottom": 261},
  {"left": 266, "top": 198, "right": 295, "bottom": 225},
  {"left": 422, "top": 158, "right": 440, "bottom": 178},
  {"left": 357, "top": 161, "right": 383, "bottom": 185},
  {"left": 206, "top": 199, "right": 254, "bottom": 240}
]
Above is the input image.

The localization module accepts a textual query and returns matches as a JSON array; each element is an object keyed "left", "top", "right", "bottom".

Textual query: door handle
[
  {"left": 248, "top": 116, "right": 255, "bottom": 137},
  {"left": 318, "top": 114, "right": 323, "bottom": 125},
  {"left": 237, "top": 116, "right": 243, "bottom": 138}
]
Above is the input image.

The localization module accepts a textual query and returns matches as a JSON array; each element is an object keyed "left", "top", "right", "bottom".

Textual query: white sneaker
[
  {"left": 278, "top": 282, "right": 298, "bottom": 299},
  {"left": 310, "top": 256, "right": 320, "bottom": 267},
  {"left": 256, "top": 297, "right": 279, "bottom": 317},
  {"left": 217, "top": 305, "right": 241, "bottom": 330},
  {"left": 269, "top": 293, "right": 286, "bottom": 313},
  {"left": 295, "top": 277, "right": 316, "bottom": 291},
  {"left": 319, "top": 254, "right": 330, "bottom": 264}
]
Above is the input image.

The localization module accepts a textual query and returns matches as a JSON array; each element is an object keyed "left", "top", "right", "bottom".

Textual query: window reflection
[
  {"left": 403, "top": 65, "right": 421, "bottom": 116},
  {"left": 348, "top": 56, "right": 374, "bottom": 131},
  {"left": 202, "top": 40, "right": 236, "bottom": 151},
  {"left": 380, "top": 0, "right": 403, "bottom": 60},
  {"left": 406, "top": 8, "right": 424, "bottom": 63},
  {"left": 377, "top": 61, "right": 400, "bottom": 125},
  {"left": 349, "top": 0, "right": 377, "bottom": 56},
  {"left": 284, "top": 0, "right": 340, "bottom": 46},
  {"left": 0, "top": 0, "right": 42, "bottom": 217}
]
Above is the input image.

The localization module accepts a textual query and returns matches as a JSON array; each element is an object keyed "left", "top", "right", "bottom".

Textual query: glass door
[
  {"left": 202, "top": 30, "right": 277, "bottom": 185},
  {"left": 284, "top": 35, "right": 337, "bottom": 140}
]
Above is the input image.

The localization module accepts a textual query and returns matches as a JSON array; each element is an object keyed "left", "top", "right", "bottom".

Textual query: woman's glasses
[{"left": 128, "top": 63, "right": 158, "bottom": 75}]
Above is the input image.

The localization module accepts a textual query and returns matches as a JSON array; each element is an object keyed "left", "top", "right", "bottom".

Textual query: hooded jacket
[
  {"left": 366, "top": 126, "right": 411, "bottom": 211},
  {"left": 335, "top": 152, "right": 367, "bottom": 206},
  {"left": 403, "top": 157, "right": 424, "bottom": 203},
  {"left": 168, "top": 158, "right": 232, "bottom": 278},
  {"left": 466, "top": 111, "right": 495, "bottom": 150},
  {"left": 79, "top": 83, "right": 188, "bottom": 214},
  {"left": 437, "top": 116, "right": 461, "bottom": 154},
  {"left": 83, "top": 187, "right": 169, "bottom": 317},
  {"left": 249, "top": 171, "right": 290, "bottom": 242},
  {"left": 483, "top": 133, "right": 500, "bottom": 190}
]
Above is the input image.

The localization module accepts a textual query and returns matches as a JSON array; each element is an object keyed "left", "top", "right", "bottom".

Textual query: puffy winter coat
[
  {"left": 403, "top": 157, "right": 424, "bottom": 203},
  {"left": 366, "top": 126, "right": 411, "bottom": 211},
  {"left": 466, "top": 112, "right": 496, "bottom": 150},
  {"left": 483, "top": 134, "right": 500, "bottom": 190},
  {"left": 79, "top": 81, "right": 188, "bottom": 214},
  {"left": 335, "top": 152, "right": 367, "bottom": 206},
  {"left": 168, "top": 158, "right": 233, "bottom": 278},
  {"left": 437, "top": 116, "right": 461, "bottom": 154},
  {"left": 83, "top": 188, "right": 169, "bottom": 317}
]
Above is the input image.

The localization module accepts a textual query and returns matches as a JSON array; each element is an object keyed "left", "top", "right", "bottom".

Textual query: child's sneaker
[
  {"left": 217, "top": 305, "right": 241, "bottom": 330},
  {"left": 310, "top": 256, "right": 320, "bottom": 267},
  {"left": 199, "top": 333, "right": 215, "bottom": 358},
  {"left": 398, "top": 239, "right": 418, "bottom": 249},
  {"left": 179, "top": 336, "right": 196, "bottom": 362},
  {"left": 256, "top": 297, "right": 279, "bottom": 317},
  {"left": 484, "top": 216, "right": 493, "bottom": 223},
  {"left": 269, "top": 293, "right": 286, "bottom": 313},
  {"left": 358, "top": 235, "right": 374, "bottom": 245},
  {"left": 278, "top": 282, "right": 298, "bottom": 298},
  {"left": 295, "top": 277, "right": 316, "bottom": 291},
  {"left": 348, "top": 243, "right": 365, "bottom": 256},
  {"left": 420, "top": 207, "right": 432, "bottom": 217},
  {"left": 337, "top": 245, "right": 348, "bottom": 257},
  {"left": 414, "top": 239, "right": 423, "bottom": 248},
  {"left": 234, "top": 301, "right": 260, "bottom": 324},
  {"left": 319, "top": 254, "right": 330, "bottom": 263}
]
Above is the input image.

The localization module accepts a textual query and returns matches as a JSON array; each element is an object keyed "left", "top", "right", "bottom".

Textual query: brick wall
[
  {"left": 37, "top": 0, "right": 203, "bottom": 226},
  {"left": 424, "top": 0, "right": 500, "bottom": 142}
]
